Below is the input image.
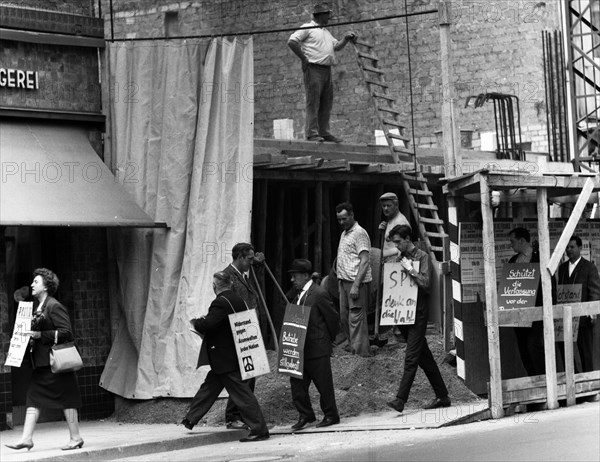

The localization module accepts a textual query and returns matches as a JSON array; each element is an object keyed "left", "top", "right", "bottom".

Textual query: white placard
[
  {"left": 228, "top": 309, "right": 270, "bottom": 380},
  {"left": 380, "top": 261, "right": 420, "bottom": 326},
  {"left": 5, "top": 301, "right": 33, "bottom": 367}
]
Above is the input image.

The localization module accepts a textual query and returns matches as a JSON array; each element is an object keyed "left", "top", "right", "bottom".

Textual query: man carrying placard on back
[
  {"left": 386, "top": 225, "right": 450, "bottom": 413},
  {"left": 287, "top": 259, "right": 340, "bottom": 430}
]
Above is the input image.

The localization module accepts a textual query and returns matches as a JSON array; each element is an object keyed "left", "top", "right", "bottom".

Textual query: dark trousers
[
  {"left": 225, "top": 377, "right": 256, "bottom": 423},
  {"left": 578, "top": 316, "right": 595, "bottom": 372},
  {"left": 303, "top": 64, "right": 333, "bottom": 139},
  {"left": 290, "top": 354, "right": 339, "bottom": 420},
  {"left": 396, "top": 304, "right": 448, "bottom": 402},
  {"left": 515, "top": 321, "right": 546, "bottom": 376},
  {"left": 185, "top": 369, "right": 267, "bottom": 435}
]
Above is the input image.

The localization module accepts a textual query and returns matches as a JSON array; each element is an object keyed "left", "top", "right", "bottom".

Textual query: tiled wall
[{"left": 0, "top": 228, "right": 114, "bottom": 428}]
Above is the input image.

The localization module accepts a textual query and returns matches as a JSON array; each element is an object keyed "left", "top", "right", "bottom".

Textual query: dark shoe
[
  {"left": 387, "top": 398, "right": 405, "bottom": 413},
  {"left": 291, "top": 417, "right": 316, "bottom": 430},
  {"left": 239, "top": 432, "right": 270, "bottom": 442},
  {"left": 315, "top": 416, "right": 340, "bottom": 428},
  {"left": 180, "top": 418, "right": 194, "bottom": 430},
  {"left": 307, "top": 135, "right": 325, "bottom": 142},
  {"left": 321, "top": 134, "right": 343, "bottom": 143},
  {"left": 5, "top": 441, "right": 33, "bottom": 451},
  {"left": 226, "top": 420, "right": 249, "bottom": 430},
  {"left": 423, "top": 396, "right": 451, "bottom": 409},
  {"left": 61, "top": 440, "right": 84, "bottom": 451}
]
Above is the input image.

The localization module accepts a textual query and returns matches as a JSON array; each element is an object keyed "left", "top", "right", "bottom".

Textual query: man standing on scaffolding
[{"left": 288, "top": 3, "right": 356, "bottom": 142}]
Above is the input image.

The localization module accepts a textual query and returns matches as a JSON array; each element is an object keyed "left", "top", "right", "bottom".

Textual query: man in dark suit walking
[
  {"left": 557, "top": 235, "right": 600, "bottom": 372},
  {"left": 181, "top": 271, "right": 269, "bottom": 442},
  {"left": 287, "top": 259, "right": 341, "bottom": 430},
  {"left": 222, "top": 242, "right": 268, "bottom": 430}
]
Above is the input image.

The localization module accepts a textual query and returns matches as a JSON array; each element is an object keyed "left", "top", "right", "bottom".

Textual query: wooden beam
[
  {"left": 256, "top": 180, "right": 268, "bottom": 253},
  {"left": 0, "top": 27, "right": 105, "bottom": 47},
  {"left": 479, "top": 174, "right": 503, "bottom": 418},
  {"left": 496, "top": 300, "right": 600, "bottom": 325},
  {"left": 301, "top": 186, "right": 309, "bottom": 259},
  {"left": 547, "top": 177, "right": 596, "bottom": 275},
  {"left": 315, "top": 182, "right": 323, "bottom": 275},
  {"left": 563, "top": 306, "right": 576, "bottom": 406},
  {"left": 537, "top": 187, "right": 559, "bottom": 410},
  {"left": 323, "top": 184, "right": 332, "bottom": 275}
]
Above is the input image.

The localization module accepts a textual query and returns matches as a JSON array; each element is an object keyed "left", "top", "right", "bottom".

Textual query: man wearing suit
[
  {"left": 287, "top": 259, "right": 341, "bottom": 430},
  {"left": 222, "top": 242, "right": 268, "bottom": 430},
  {"left": 557, "top": 235, "right": 600, "bottom": 372},
  {"left": 181, "top": 271, "right": 269, "bottom": 443}
]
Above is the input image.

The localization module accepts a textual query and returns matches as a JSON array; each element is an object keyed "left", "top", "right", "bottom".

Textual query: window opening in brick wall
[{"left": 164, "top": 11, "right": 180, "bottom": 38}]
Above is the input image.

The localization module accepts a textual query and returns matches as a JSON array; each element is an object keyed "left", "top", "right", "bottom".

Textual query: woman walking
[{"left": 5, "top": 268, "right": 84, "bottom": 451}]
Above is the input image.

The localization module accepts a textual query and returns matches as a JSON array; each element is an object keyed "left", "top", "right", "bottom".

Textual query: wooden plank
[
  {"left": 256, "top": 180, "right": 268, "bottom": 253},
  {"left": 537, "top": 187, "right": 558, "bottom": 410},
  {"left": 496, "top": 300, "right": 600, "bottom": 325},
  {"left": 419, "top": 217, "right": 445, "bottom": 225},
  {"left": 0, "top": 27, "right": 105, "bottom": 48},
  {"left": 323, "top": 184, "right": 332, "bottom": 275},
  {"left": 254, "top": 153, "right": 273, "bottom": 164},
  {"left": 366, "top": 79, "right": 388, "bottom": 88},
  {"left": 362, "top": 65, "right": 385, "bottom": 74},
  {"left": 564, "top": 306, "right": 576, "bottom": 406},
  {"left": 315, "top": 182, "right": 323, "bottom": 275},
  {"left": 372, "top": 91, "right": 395, "bottom": 101},
  {"left": 547, "top": 177, "right": 596, "bottom": 275},
  {"left": 415, "top": 203, "right": 439, "bottom": 211},
  {"left": 409, "top": 188, "right": 433, "bottom": 196},
  {"left": 301, "top": 186, "right": 309, "bottom": 259},
  {"left": 480, "top": 174, "right": 504, "bottom": 418},
  {"left": 357, "top": 51, "right": 378, "bottom": 60}
]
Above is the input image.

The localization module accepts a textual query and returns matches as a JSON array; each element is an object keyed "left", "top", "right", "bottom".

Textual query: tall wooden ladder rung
[
  {"left": 357, "top": 51, "right": 378, "bottom": 61},
  {"left": 372, "top": 91, "right": 395, "bottom": 101},
  {"left": 409, "top": 188, "right": 433, "bottom": 196},
  {"left": 362, "top": 65, "right": 385, "bottom": 74},
  {"left": 365, "top": 79, "right": 388, "bottom": 88},
  {"left": 377, "top": 105, "right": 399, "bottom": 115}
]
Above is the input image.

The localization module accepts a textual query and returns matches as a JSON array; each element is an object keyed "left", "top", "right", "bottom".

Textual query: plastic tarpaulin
[{"left": 99, "top": 38, "right": 254, "bottom": 398}]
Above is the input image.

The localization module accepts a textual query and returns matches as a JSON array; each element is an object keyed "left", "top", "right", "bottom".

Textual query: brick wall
[
  {"left": 0, "top": 40, "right": 102, "bottom": 113},
  {"left": 0, "top": 0, "right": 96, "bottom": 16},
  {"left": 99, "top": 0, "right": 560, "bottom": 152}
]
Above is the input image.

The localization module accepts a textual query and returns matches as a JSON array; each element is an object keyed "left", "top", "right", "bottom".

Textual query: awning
[{"left": 0, "top": 121, "right": 166, "bottom": 227}]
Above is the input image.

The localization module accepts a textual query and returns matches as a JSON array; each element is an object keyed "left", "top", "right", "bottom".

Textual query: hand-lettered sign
[
  {"left": 554, "top": 284, "right": 582, "bottom": 342},
  {"left": 228, "top": 309, "right": 270, "bottom": 380},
  {"left": 380, "top": 261, "right": 420, "bottom": 326},
  {"left": 278, "top": 303, "right": 311, "bottom": 378},
  {"left": 497, "top": 263, "right": 540, "bottom": 310},
  {"left": 5, "top": 302, "right": 33, "bottom": 367}
]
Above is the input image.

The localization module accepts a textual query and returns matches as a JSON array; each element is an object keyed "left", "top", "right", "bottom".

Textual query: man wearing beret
[
  {"left": 288, "top": 259, "right": 341, "bottom": 430},
  {"left": 288, "top": 3, "right": 356, "bottom": 142}
]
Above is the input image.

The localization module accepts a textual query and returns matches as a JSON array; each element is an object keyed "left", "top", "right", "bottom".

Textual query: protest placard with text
[
  {"left": 228, "top": 309, "right": 270, "bottom": 380},
  {"left": 5, "top": 302, "right": 33, "bottom": 367},
  {"left": 380, "top": 261, "right": 419, "bottom": 326},
  {"left": 278, "top": 303, "right": 311, "bottom": 378}
]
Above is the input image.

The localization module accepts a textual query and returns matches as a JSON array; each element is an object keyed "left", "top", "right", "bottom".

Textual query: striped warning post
[{"left": 448, "top": 203, "right": 465, "bottom": 380}]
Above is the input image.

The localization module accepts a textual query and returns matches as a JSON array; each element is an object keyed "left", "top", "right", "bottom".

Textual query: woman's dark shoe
[
  {"left": 61, "top": 439, "right": 84, "bottom": 451},
  {"left": 5, "top": 441, "right": 34, "bottom": 451}
]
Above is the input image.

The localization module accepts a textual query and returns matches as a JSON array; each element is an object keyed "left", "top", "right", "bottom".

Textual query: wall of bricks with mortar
[
  {"left": 0, "top": 40, "right": 102, "bottom": 113},
  {"left": 100, "top": 0, "right": 560, "bottom": 151}
]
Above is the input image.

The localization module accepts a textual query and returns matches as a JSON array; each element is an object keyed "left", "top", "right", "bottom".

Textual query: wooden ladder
[{"left": 353, "top": 39, "right": 448, "bottom": 262}]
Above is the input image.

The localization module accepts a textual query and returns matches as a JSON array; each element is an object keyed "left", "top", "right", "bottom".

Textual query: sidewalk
[{"left": 0, "top": 402, "right": 489, "bottom": 462}]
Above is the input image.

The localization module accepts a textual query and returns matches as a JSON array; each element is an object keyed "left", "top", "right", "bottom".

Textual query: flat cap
[{"left": 379, "top": 192, "right": 398, "bottom": 201}]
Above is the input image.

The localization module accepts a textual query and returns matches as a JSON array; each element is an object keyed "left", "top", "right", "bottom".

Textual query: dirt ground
[{"left": 111, "top": 332, "right": 484, "bottom": 427}]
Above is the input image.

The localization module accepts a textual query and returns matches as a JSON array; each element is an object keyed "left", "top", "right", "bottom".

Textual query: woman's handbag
[{"left": 49, "top": 331, "right": 83, "bottom": 373}]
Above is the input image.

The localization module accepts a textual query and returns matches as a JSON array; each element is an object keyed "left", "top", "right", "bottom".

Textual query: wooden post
[
  {"left": 439, "top": 1, "right": 460, "bottom": 177},
  {"left": 537, "top": 187, "right": 559, "bottom": 410},
  {"left": 301, "top": 186, "right": 309, "bottom": 259},
  {"left": 315, "top": 182, "right": 323, "bottom": 275},
  {"left": 479, "top": 174, "right": 503, "bottom": 418},
  {"left": 563, "top": 305, "right": 575, "bottom": 406},
  {"left": 274, "top": 188, "right": 285, "bottom": 293},
  {"left": 344, "top": 181, "right": 351, "bottom": 202},
  {"left": 323, "top": 184, "right": 332, "bottom": 275},
  {"left": 374, "top": 183, "right": 384, "bottom": 239},
  {"left": 256, "top": 180, "right": 268, "bottom": 253}
]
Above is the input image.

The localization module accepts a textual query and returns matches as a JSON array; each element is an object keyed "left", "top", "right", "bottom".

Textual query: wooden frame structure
[{"left": 444, "top": 169, "right": 600, "bottom": 418}]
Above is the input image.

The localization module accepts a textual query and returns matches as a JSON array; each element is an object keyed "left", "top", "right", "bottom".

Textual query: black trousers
[
  {"left": 225, "top": 377, "right": 256, "bottom": 423},
  {"left": 515, "top": 321, "right": 546, "bottom": 376},
  {"left": 578, "top": 316, "right": 595, "bottom": 373},
  {"left": 185, "top": 369, "right": 267, "bottom": 435},
  {"left": 290, "top": 354, "right": 339, "bottom": 420},
  {"left": 396, "top": 305, "right": 448, "bottom": 402}
]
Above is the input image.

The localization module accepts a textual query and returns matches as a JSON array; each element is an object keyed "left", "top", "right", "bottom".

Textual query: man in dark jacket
[
  {"left": 287, "top": 259, "right": 340, "bottom": 430},
  {"left": 181, "top": 271, "right": 269, "bottom": 442},
  {"left": 557, "top": 235, "right": 600, "bottom": 372}
]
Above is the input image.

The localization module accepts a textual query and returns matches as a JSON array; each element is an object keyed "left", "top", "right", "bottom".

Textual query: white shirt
[
  {"left": 568, "top": 257, "right": 581, "bottom": 277},
  {"left": 296, "top": 280, "right": 313, "bottom": 305},
  {"left": 289, "top": 20, "right": 339, "bottom": 66},
  {"left": 382, "top": 211, "right": 410, "bottom": 262}
]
